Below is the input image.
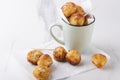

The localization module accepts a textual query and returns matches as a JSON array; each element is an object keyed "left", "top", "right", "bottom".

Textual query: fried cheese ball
[
  {"left": 37, "top": 54, "right": 53, "bottom": 67},
  {"left": 76, "top": 6, "right": 85, "bottom": 15},
  {"left": 92, "top": 54, "right": 107, "bottom": 68},
  {"left": 53, "top": 46, "right": 67, "bottom": 62},
  {"left": 33, "top": 66, "right": 50, "bottom": 80},
  {"left": 66, "top": 50, "right": 81, "bottom": 65},
  {"left": 69, "top": 13, "right": 85, "bottom": 26},
  {"left": 61, "top": 2, "right": 77, "bottom": 17},
  {"left": 27, "top": 49, "right": 43, "bottom": 65}
]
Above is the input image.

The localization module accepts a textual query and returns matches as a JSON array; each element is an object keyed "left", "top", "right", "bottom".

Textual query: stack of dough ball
[
  {"left": 92, "top": 54, "right": 107, "bottom": 68},
  {"left": 27, "top": 49, "right": 53, "bottom": 80},
  {"left": 69, "top": 13, "right": 85, "bottom": 26},
  {"left": 61, "top": 2, "right": 77, "bottom": 17},
  {"left": 27, "top": 49, "right": 43, "bottom": 65},
  {"left": 53, "top": 46, "right": 67, "bottom": 62},
  {"left": 33, "top": 66, "right": 50, "bottom": 80},
  {"left": 61, "top": 2, "right": 91, "bottom": 26},
  {"left": 66, "top": 50, "right": 81, "bottom": 65},
  {"left": 37, "top": 54, "right": 53, "bottom": 67},
  {"left": 33, "top": 54, "right": 53, "bottom": 80}
]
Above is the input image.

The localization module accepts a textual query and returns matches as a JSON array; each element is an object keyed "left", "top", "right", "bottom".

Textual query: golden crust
[
  {"left": 66, "top": 50, "right": 81, "bottom": 65},
  {"left": 61, "top": 2, "right": 77, "bottom": 17},
  {"left": 53, "top": 46, "right": 67, "bottom": 62},
  {"left": 37, "top": 54, "right": 53, "bottom": 67},
  {"left": 76, "top": 6, "right": 85, "bottom": 15},
  {"left": 69, "top": 13, "right": 85, "bottom": 26},
  {"left": 92, "top": 54, "right": 107, "bottom": 68},
  {"left": 33, "top": 66, "right": 50, "bottom": 80},
  {"left": 27, "top": 49, "right": 43, "bottom": 65}
]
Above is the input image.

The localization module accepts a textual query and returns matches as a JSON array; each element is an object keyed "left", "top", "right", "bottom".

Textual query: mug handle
[{"left": 50, "top": 24, "right": 65, "bottom": 45}]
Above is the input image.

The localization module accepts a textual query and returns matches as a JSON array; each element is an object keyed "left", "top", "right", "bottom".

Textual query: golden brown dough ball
[
  {"left": 33, "top": 66, "right": 50, "bottom": 80},
  {"left": 27, "top": 49, "right": 43, "bottom": 65},
  {"left": 76, "top": 6, "right": 85, "bottom": 15},
  {"left": 66, "top": 50, "right": 81, "bottom": 65},
  {"left": 69, "top": 13, "right": 85, "bottom": 26},
  {"left": 92, "top": 54, "right": 107, "bottom": 68},
  {"left": 53, "top": 46, "right": 67, "bottom": 62},
  {"left": 37, "top": 54, "right": 53, "bottom": 67},
  {"left": 61, "top": 2, "right": 77, "bottom": 17}
]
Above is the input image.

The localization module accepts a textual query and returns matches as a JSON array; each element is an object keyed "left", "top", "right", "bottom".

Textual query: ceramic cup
[{"left": 50, "top": 16, "right": 95, "bottom": 52}]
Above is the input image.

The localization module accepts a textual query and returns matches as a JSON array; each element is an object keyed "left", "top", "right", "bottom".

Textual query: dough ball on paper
[
  {"left": 66, "top": 50, "right": 81, "bottom": 65},
  {"left": 37, "top": 54, "right": 53, "bottom": 67},
  {"left": 92, "top": 53, "right": 107, "bottom": 68},
  {"left": 33, "top": 66, "right": 50, "bottom": 80},
  {"left": 27, "top": 49, "right": 43, "bottom": 65},
  {"left": 53, "top": 46, "right": 67, "bottom": 62}
]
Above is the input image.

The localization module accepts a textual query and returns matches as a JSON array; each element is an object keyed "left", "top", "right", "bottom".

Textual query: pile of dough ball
[
  {"left": 27, "top": 48, "right": 108, "bottom": 79},
  {"left": 61, "top": 2, "right": 91, "bottom": 26},
  {"left": 27, "top": 49, "right": 53, "bottom": 80},
  {"left": 53, "top": 46, "right": 81, "bottom": 65}
]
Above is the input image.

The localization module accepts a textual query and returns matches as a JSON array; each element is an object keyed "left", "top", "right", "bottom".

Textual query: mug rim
[{"left": 62, "top": 15, "right": 95, "bottom": 27}]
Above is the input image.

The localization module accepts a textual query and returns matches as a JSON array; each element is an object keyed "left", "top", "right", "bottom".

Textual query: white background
[{"left": 0, "top": 0, "right": 120, "bottom": 80}]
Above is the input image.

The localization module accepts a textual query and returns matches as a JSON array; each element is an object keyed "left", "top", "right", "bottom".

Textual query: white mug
[{"left": 50, "top": 16, "right": 95, "bottom": 52}]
